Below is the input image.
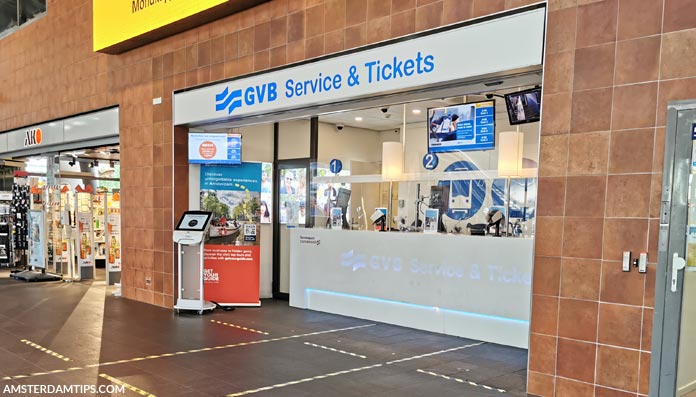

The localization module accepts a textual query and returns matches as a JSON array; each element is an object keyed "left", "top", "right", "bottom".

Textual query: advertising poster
[
  {"left": 203, "top": 245, "right": 260, "bottom": 304},
  {"left": 200, "top": 163, "right": 262, "bottom": 305},
  {"left": 106, "top": 193, "right": 121, "bottom": 272},
  {"left": 428, "top": 100, "right": 495, "bottom": 152},
  {"left": 28, "top": 210, "right": 46, "bottom": 269},
  {"left": 188, "top": 133, "right": 241, "bottom": 165},
  {"left": 76, "top": 212, "right": 94, "bottom": 268}
]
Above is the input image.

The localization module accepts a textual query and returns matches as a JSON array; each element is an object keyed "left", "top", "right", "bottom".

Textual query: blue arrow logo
[{"left": 215, "top": 87, "right": 243, "bottom": 115}]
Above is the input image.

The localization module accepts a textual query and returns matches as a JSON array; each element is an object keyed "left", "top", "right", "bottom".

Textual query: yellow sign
[{"left": 93, "top": 0, "right": 227, "bottom": 52}]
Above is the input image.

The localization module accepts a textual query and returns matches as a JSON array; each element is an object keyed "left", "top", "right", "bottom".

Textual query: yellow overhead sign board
[{"left": 93, "top": 0, "right": 227, "bottom": 52}]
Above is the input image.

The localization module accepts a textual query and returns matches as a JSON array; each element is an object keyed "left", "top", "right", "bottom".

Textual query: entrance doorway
[{"left": 651, "top": 100, "right": 696, "bottom": 396}]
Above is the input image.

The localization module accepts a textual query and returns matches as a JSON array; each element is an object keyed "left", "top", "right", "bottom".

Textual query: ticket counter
[{"left": 289, "top": 229, "right": 533, "bottom": 348}]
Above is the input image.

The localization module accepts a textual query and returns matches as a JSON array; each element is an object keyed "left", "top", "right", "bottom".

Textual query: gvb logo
[
  {"left": 214, "top": 83, "right": 278, "bottom": 115},
  {"left": 340, "top": 250, "right": 366, "bottom": 272},
  {"left": 24, "top": 128, "right": 42, "bottom": 147}
]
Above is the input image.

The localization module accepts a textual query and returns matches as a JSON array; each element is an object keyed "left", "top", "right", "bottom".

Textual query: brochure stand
[{"left": 173, "top": 211, "right": 216, "bottom": 314}]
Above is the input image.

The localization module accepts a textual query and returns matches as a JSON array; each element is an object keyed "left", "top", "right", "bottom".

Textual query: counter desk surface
[{"left": 289, "top": 228, "right": 534, "bottom": 348}]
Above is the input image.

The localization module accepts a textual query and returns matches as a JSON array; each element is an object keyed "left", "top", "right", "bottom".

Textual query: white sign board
[
  {"left": 174, "top": 8, "right": 545, "bottom": 125},
  {"left": 289, "top": 229, "right": 534, "bottom": 348}
]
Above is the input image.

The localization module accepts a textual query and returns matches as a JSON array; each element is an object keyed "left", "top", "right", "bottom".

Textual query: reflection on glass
[
  {"left": 280, "top": 168, "right": 306, "bottom": 226},
  {"left": 19, "top": 0, "right": 45, "bottom": 24},
  {"left": 0, "top": 0, "right": 18, "bottom": 33}
]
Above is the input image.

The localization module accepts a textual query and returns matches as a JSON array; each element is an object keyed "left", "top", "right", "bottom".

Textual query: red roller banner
[{"left": 203, "top": 245, "right": 260, "bottom": 305}]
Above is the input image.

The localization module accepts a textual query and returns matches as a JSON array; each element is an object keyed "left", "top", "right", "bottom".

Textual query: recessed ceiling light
[
  {"left": 412, "top": 109, "right": 422, "bottom": 115},
  {"left": 355, "top": 116, "right": 363, "bottom": 121}
]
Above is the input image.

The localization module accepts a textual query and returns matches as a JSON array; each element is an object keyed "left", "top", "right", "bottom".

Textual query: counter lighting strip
[{"left": 305, "top": 288, "right": 529, "bottom": 325}]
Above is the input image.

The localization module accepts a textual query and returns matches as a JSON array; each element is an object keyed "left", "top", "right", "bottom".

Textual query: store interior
[{"left": 1, "top": 144, "right": 121, "bottom": 283}]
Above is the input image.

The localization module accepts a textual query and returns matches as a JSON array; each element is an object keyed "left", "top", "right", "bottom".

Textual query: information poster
[
  {"left": 76, "top": 193, "right": 94, "bottom": 268},
  {"left": 92, "top": 193, "right": 106, "bottom": 261},
  {"left": 200, "top": 163, "right": 262, "bottom": 305},
  {"left": 28, "top": 210, "right": 46, "bottom": 269},
  {"left": 106, "top": 193, "right": 121, "bottom": 272},
  {"left": 428, "top": 100, "right": 495, "bottom": 152}
]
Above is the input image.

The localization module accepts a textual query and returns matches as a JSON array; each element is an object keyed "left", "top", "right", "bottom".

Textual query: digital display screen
[
  {"left": 427, "top": 100, "right": 495, "bottom": 153},
  {"left": 188, "top": 133, "right": 241, "bottom": 165},
  {"left": 175, "top": 212, "right": 213, "bottom": 231},
  {"left": 504, "top": 88, "right": 541, "bottom": 125}
]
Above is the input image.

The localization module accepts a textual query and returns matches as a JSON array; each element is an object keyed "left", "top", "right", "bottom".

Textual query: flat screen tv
[
  {"left": 188, "top": 132, "right": 241, "bottom": 165},
  {"left": 504, "top": 88, "right": 541, "bottom": 125},
  {"left": 427, "top": 100, "right": 495, "bottom": 153}
]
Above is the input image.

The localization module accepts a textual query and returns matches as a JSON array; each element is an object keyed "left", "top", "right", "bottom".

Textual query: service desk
[{"left": 289, "top": 229, "right": 533, "bottom": 348}]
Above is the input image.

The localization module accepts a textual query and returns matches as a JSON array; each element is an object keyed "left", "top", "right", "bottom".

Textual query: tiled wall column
[{"left": 528, "top": 0, "right": 696, "bottom": 395}]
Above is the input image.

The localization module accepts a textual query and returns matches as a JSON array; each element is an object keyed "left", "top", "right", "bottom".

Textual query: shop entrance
[
  {"left": 9, "top": 144, "right": 121, "bottom": 284},
  {"left": 0, "top": 107, "right": 122, "bottom": 285}
]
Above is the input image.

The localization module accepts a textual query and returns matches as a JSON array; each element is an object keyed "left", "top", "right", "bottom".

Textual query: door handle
[{"left": 672, "top": 253, "right": 687, "bottom": 293}]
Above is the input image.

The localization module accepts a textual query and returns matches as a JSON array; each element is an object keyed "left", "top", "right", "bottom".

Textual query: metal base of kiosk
[{"left": 174, "top": 298, "right": 216, "bottom": 314}]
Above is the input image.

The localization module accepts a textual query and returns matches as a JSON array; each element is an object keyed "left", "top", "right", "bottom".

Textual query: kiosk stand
[{"left": 173, "top": 211, "right": 216, "bottom": 314}]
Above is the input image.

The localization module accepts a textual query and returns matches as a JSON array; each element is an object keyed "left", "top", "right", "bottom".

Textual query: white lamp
[
  {"left": 498, "top": 131, "right": 524, "bottom": 177},
  {"left": 497, "top": 131, "right": 524, "bottom": 237},
  {"left": 382, "top": 142, "right": 403, "bottom": 181}
]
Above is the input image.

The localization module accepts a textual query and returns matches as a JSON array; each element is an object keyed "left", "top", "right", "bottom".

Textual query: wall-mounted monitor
[
  {"left": 427, "top": 100, "right": 495, "bottom": 153},
  {"left": 188, "top": 132, "right": 241, "bottom": 165},
  {"left": 504, "top": 88, "right": 541, "bottom": 125}
]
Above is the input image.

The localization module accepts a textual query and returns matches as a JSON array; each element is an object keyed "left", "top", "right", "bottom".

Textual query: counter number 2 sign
[{"left": 423, "top": 153, "right": 439, "bottom": 170}]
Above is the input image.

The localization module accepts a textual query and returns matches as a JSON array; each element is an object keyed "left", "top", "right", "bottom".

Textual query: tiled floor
[{"left": 0, "top": 271, "right": 529, "bottom": 396}]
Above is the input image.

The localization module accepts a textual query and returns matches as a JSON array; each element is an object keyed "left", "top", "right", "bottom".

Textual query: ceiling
[{"left": 317, "top": 84, "right": 540, "bottom": 132}]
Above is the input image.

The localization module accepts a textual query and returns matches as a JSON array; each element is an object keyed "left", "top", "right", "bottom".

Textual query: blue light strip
[{"left": 305, "top": 288, "right": 529, "bottom": 325}]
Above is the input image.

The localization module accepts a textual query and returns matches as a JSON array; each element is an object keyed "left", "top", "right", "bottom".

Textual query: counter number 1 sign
[
  {"left": 423, "top": 153, "right": 439, "bottom": 170},
  {"left": 330, "top": 159, "right": 343, "bottom": 174}
]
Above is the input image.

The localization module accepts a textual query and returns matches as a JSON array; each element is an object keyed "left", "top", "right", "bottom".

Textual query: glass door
[
  {"left": 652, "top": 102, "right": 696, "bottom": 396},
  {"left": 274, "top": 160, "right": 309, "bottom": 297}
]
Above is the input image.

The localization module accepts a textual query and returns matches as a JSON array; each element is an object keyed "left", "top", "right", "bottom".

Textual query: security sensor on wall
[
  {"left": 380, "top": 107, "right": 389, "bottom": 114},
  {"left": 335, "top": 124, "right": 344, "bottom": 132},
  {"left": 68, "top": 157, "right": 76, "bottom": 167}
]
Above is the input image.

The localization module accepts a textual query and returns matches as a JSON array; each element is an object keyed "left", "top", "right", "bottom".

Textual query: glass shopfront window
[
  {"left": 309, "top": 89, "right": 540, "bottom": 238},
  {"left": 0, "top": 0, "right": 46, "bottom": 38}
]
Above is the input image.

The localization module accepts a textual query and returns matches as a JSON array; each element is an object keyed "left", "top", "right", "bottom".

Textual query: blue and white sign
[
  {"left": 200, "top": 163, "right": 262, "bottom": 191},
  {"left": 329, "top": 159, "right": 343, "bottom": 174},
  {"left": 188, "top": 133, "right": 241, "bottom": 165},
  {"left": 692, "top": 123, "right": 696, "bottom": 140},
  {"left": 422, "top": 153, "right": 439, "bottom": 170},
  {"left": 174, "top": 9, "right": 545, "bottom": 125},
  {"left": 428, "top": 101, "right": 495, "bottom": 152}
]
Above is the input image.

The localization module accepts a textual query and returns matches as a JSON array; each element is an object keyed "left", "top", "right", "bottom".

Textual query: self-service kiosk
[{"left": 173, "top": 211, "right": 216, "bottom": 314}]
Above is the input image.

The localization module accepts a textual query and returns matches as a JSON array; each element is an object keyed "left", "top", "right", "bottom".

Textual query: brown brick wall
[
  {"left": 4, "top": 0, "right": 696, "bottom": 394},
  {"left": 530, "top": 0, "right": 696, "bottom": 395}
]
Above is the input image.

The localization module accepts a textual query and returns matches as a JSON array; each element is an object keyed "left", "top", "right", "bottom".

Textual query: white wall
[
  {"left": 278, "top": 119, "right": 310, "bottom": 160},
  {"left": 317, "top": 122, "right": 383, "bottom": 166}
]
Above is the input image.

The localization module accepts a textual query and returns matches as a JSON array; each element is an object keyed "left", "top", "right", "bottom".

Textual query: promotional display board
[
  {"left": 76, "top": 193, "right": 94, "bottom": 269},
  {"left": 200, "top": 163, "right": 262, "bottom": 305},
  {"left": 28, "top": 210, "right": 46, "bottom": 269},
  {"left": 427, "top": 101, "right": 495, "bottom": 152},
  {"left": 188, "top": 133, "right": 241, "bottom": 165},
  {"left": 92, "top": 193, "right": 106, "bottom": 261},
  {"left": 106, "top": 193, "right": 122, "bottom": 272}
]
